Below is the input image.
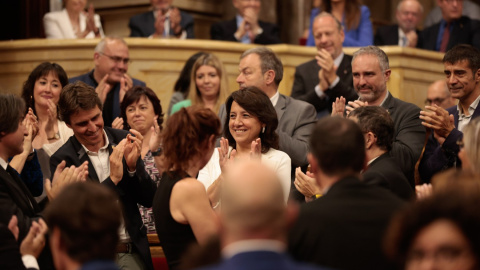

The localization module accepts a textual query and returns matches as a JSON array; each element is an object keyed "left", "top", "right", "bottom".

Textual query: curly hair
[{"left": 162, "top": 106, "right": 221, "bottom": 173}]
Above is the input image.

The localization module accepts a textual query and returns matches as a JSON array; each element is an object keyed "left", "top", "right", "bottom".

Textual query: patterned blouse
[{"left": 139, "top": 150, "right": 161, "bottom": 233}]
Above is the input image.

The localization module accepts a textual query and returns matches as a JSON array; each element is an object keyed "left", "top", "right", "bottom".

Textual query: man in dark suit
[
  {"left": 50, "top": 82, "right": 157, "bottom": 270},
  {"left": 375, "top": 0, "right": 423, "bottom": 47},
  {"left": 288, "top": 117, "right": 404, "bottom": 270},
  {"left": 197, "top": 160, "right": 327, "bottom": 270},
  {"left": 350, "top": 106, "right": 414, "bottom": 200},
  {"left": 336, "top": 46, "right": 425, "bottom": 187},
  {"left": 419, "top": 45, "right": 480, "bottom": 182},
  {"left": 69, "top": 37, "right": 146, "bottom": 127},
  {"left": 291, "top": 12, "right": 357, "bottom": 117},
  {"left": 44, "top": 182, "right": 122, "bottom": 270},
  {"left": 226, "top": 47, "right": 316, "bottom": 201},
  {"left": 129, "top": 0, "right": 194, "bottom": 38},
  {"left": 417, "top": 0, "right": 480, "bottom": 52},
  {"left": 210, "top": 0, "right": 281, "bottom": 44}
]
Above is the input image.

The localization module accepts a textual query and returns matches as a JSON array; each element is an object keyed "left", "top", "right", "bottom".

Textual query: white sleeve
[
  {"left": 197, "top": 149, "right": 221, "bottom": 190},
  {"left": 43, "top": 12, "right": 64, "bottom": 39}
]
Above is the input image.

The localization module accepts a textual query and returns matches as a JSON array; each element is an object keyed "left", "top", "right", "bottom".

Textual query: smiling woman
[{"left": 170, "top": 53, "right": 230, "bottom": 115}]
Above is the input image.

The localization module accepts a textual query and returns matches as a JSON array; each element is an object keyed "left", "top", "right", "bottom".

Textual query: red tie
[{"left": 440, "top": 23, "right": 450, "bottom": 52}]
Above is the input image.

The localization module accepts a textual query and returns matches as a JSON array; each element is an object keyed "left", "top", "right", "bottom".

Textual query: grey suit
[{"left": 382, "top": 92, "right": 426, "bottom": 186}]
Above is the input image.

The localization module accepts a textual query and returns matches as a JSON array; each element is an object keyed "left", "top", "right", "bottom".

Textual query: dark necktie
[{"left": 440, "top": 22, "right": 451, "bottom": 52}]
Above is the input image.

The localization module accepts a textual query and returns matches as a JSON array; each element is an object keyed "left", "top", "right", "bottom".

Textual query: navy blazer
[
  {"left": 69, "top": 70, "right": 146, "bottom": 127},
  {"left": 374, "top": 24, "right": 421, "bottom": 46},
  {"left": 417, "top": 16, "right": 480, "bottom": 51},
  {"left": 197, "top": 250, "right": 328, "bottom": 270},
  {"left": 210, "top": 18, "right": 281, "bottom": 45},
  {"left": 419, "top": 105, "right": 480, "bottom": 182},
  {"left": 288, "top": 177, "right": 404, "bottom": 270},
  {"left": 291, "top": 54, "right": 357, "bottom": 113},
  {"left": 50, "top": 127, "right": 157, "bottom": 270},
  {"left": 129, "top": 10, "right": 194, "bottom": 38}
]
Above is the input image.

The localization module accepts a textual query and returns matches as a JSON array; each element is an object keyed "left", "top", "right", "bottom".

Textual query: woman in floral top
[{"left": 116, "top": 86, "right": 165, "bottom": 233}]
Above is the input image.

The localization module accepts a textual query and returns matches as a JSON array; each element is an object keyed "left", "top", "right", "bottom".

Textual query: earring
[{"left": 262, "top": 126, "right": 265, "bottom": 133}]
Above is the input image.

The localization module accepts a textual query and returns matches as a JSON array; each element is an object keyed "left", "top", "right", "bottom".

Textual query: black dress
[{"left": 152, "top": 171, "right": 197, "bottom": 270}]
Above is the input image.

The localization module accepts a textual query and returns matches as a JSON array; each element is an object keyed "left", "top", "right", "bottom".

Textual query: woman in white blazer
[{"left": 43, "top": 0, "right": 104, "bottom": 39}]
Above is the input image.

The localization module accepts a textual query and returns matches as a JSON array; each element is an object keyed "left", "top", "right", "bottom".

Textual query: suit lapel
[
  {"left": 337, "top": 55, "right": 351, "bottom": 78},
  {"left": 275, "top": 95, "right": 286, "bottom": 122},
  {"left": 1, "top": 166, "right": 38, "bottom": 214},
  {"left": 381, "top": 92, "right": 395, "bottom": 115}
]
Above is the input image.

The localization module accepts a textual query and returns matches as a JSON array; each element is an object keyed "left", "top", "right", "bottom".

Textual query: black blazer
[
  {"left": 288, "top": 177, "right": 404, "bottom": 270},
  {"left": 50, "top": 127, "right": 157, "bottom": 270},
  {"left": 129, "top": 10, "right": 194, "bottom": 38},
  {"left": 417, "top": 16, "right": 480, "bottom": 51},
  {"left": 382, "top": 93, "right": 426, "bottom": 187},
  {"left": 210, "top": 18, "right": 281, "bottom": 45},
  {"left": 291, "top": 54, "right": 357, "bottom": 113},
  {"left": 362, "top": 152, "right": 414, "bottom": 200},
  {"left": 374, "top": 24, "right": 421, "bottom": 46},
  {"left": 419, "top": 105, "right": 480, "bottom": 183}
]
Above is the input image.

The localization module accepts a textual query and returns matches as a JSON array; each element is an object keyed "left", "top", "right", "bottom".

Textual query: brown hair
[
  {"left": 321, "top": 0, "right": 361, "bottom": 31},
  {"left": 162, "top": 106, "right": 221, "bottom": 173},
  {"left": 58, "top": 81, "right": 102, "bottom": 125},
  {"left": 224, "top": 87, "right": 279, "bottom": 153},
  {"left": 120, "top": 85, "right": 164, "bottom": 130},
  {"left": 0, "top": 94, "right": 26, "bottom": 139}
]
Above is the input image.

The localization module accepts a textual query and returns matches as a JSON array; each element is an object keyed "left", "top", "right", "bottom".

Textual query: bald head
[
  {"left": 221, "top": 161, "right": 285, "bottom": 237},
  {"left": 426, "top": 79, "right": 457, "bottom": 109},
  {"left": 396, "top": 0, "right": 423, "bottom": 33}
]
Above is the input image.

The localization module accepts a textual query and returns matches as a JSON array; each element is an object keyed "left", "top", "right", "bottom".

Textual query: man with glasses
[
  {"left": 425, "top": 79, "right": 457, "bottom": 109},
  {"left": 374, "top": 0, "right": 423, "bottom": 47},
  {"left": 210, "top": 0, "right": 281, "bottom": 44},
  {"left": 418, "top": 0, "right": 480, "bottom": 52},
  {"left": 69, "top": 37, "right": 146, "bottom": 127},
  {"left": 419, "top": 45, "right": 480, "bottom": 182}
]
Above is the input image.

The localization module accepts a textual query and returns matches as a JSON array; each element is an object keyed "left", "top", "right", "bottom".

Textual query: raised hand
[
  {"left": 316, "top": 48, "right": 337, "bottom": 86},
  {"left": 250, "top": 138, "right": 261, "bottom": 160},
  {"left": 149, "top": 116, "right": 162, "bottom": 152},
  {"left": 45, "top": 160, "right": 88, "bottom": 200},
  {"left": 294, "top": 167, "right": 321, "bottom": 202},
  {"left": 154, "top": 9, "right": 167, "bottom": 37},
  {"left": 218, "top": 138, "right": 236, "bottom": 173},
  {"left": 19, "top": 219, "right": 48, "bottom": 258},
  {"left": 420, "top": 105, "right": 455, "bottom": 140},
  {"left": 124, "top": 129, "right": 143, "bottom": 171},
  {"left": 45, "top": 99, "right": 58, "bottom": 140},
  {"left": 346, "top": 100, "right": 368, "bottom": 115},
  {"left": 331, "top": 96, "right": 346, "bottom": 117},
  {"left": 95, "top": 74, "right": 111, "bottom": 104},
  {"left": 169, "top": 7, "right": 182, "bottom": 36},
  {"left": 111, "top": 117, "right": 124, "bottom": 130},
  {"left": 110, "top": 139, "right": 126, "bottom": 185}
]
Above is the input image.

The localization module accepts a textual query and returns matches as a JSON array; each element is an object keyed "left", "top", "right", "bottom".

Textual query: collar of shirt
[
  {"left": 367, "top": 155, "right": 380, "bottom": 166},
  {"left": 0, "top": 157, "right": 8, "bottom": 170},
  {"left": 334, "top": 52, "right": 344, "bottom": 67},
  {"left": 270, "top": 91, "right": 280, "bottom": 107},
  {"left": 458, "top": 93, "right": 480, "bottom": 120},
  {"left": 80, "top": 129, "right": 110, "bottom": 154},
  {"left": 222, "top": 239, "right": 286, "bottom": 259},
  {"left": 379, "top": 91, "right": 390, "bottom": 107},
  {"left": 398, "top": 28, "right": 407, "bottom": 46}
]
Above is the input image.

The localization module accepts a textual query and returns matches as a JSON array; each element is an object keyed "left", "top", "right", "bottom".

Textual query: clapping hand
[
  {"left": 45, "top": 160, "right": 88, "bottom": 201},
  {"left": 219, "top": 137, "right": 236, "bottom": 173},
  {"left": 124, "top": 129, "right": 143, "bottom": 172},
  {"left": 346, "top": 100, "right": 368, "bottom": 115},
  {"left": 331, "top": 96, "right": 346, "bottom": 117},
  {"left": 20, "top": 219, "right": 48, "bottom": 258}
]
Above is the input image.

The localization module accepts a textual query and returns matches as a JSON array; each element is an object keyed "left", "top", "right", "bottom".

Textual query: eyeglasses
[
  {"left": 99, "top": 52, "right": 130, "bottom": 65},
  {"left": 425, "top": 98, "right": 446, "bottom": 105},
  {"left": 443, "top": 0, "right": 463, "bottom": 3}
]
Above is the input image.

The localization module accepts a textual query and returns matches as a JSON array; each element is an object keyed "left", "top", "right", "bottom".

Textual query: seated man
[
  {"left": 374, "top": 0, "right": 423, "bottom": 47},
  {"left": 44, "top": 182, "right": 122, "bottom": 270},
  {"left": 210, "top": 0, "right": 281, "bottom": 45},
  {"left": 291, "top": 12, "right": 357, "bottom": 117},
  {"left": 69, "top": 37, "right": 146, "bottom": 127},
  {"left": 50, "top": 82, "right": 157, "bottom": 270},
  {"left": 129, "top": 0, "right": 194, "bottom": 39},
  {"left": 349, "top": 106, "right": 414, "bottom": 200},
  {"left": 418, "top": 0, "right": 480, "bottom": 52},
  {"left": 419, "top": 45, "right": 480, "bottom": 183},
  {"left": 196, "top": 161, "right": 327, "bottom": 270},
  {"left": 288, "top": 116, "right": 404, "bottom": 270}
]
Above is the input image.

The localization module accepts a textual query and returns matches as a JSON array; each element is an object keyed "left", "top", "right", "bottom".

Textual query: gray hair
[
  {"left": 240, "top": 47, "right": 284, "bottom": 86},
  {"left": 352, "top": 46, "right": 390, "bottom": 73},
  {"left": 94, "top": 36, "right": 128, "bottom": 53}
]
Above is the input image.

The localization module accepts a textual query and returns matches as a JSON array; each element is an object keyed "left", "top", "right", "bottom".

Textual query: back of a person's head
[
  {"left": 385, "top": 187, "right": 480, "bottom": 267},
  {"left": 443, "top": 44, "right": 480, "bottom": 72},
  {"left": 310, "top": 116, "right": 365, "bottom": 176},
  {"left": 162, "top": 106, "right": 221, "bottom": 172},
  {"left": 44, "top": 182, "right": 121, "bottom": 264},
  {"left": 58, "top": 81, "right": 102, "bottom": 125},
  {"left": 349, "top": 106, "right": 394, "bottom": 151},
  {"left": 0, "top": 94, "right": 25, "bottom": 139},
  {"left": 221, "top": 161, "right": 285, "bottom": 237},
  {"left": 224, "top": 87, "right": 279, "bottom": 153}
]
